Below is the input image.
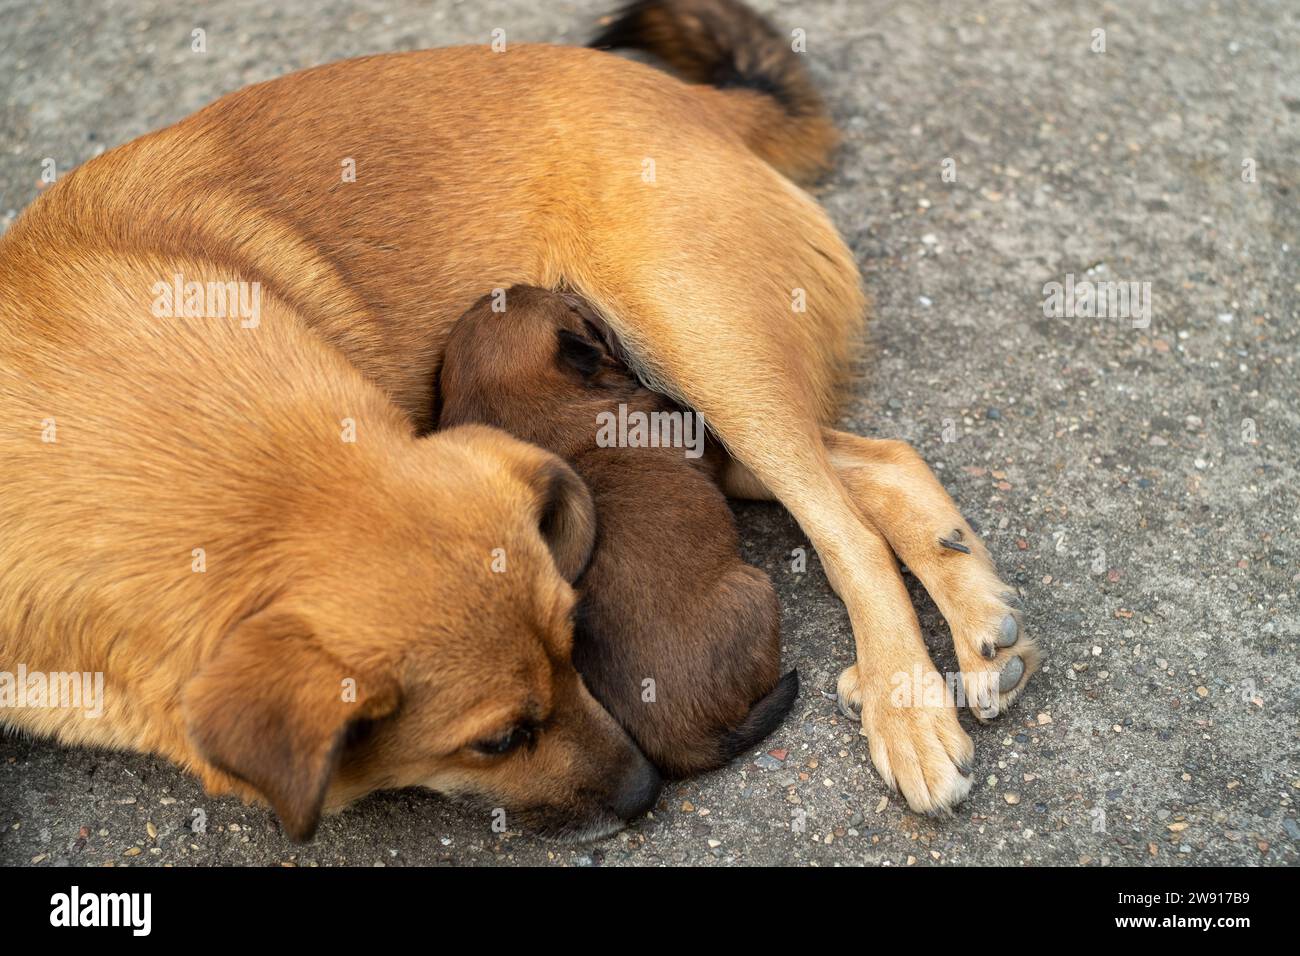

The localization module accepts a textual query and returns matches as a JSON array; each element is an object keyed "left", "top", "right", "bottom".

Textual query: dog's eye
[{"left": 472, "top": 725, "right": 535, "bottom": 756}]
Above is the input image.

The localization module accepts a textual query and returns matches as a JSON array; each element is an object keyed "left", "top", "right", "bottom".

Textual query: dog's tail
[
  {"left": 719, "top": 669, "right": 799, "bottom": 762},
  {"left": 589, "top": 0, "right": 839, "bottom": 183}
]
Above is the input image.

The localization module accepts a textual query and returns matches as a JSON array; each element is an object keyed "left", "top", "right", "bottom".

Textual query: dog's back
[{"left": 440, "top": 285, "right": 796, "bottom": 776}]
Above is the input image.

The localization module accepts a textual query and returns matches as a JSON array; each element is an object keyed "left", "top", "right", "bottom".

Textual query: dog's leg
[
  {"left": 824, "top": 431, "right": 1040, "bottom": 721},
  {"left": 711, "top": 414, "right": 977, "bottom": 811},
  {"left": 569, "top": 151, "right": 982, "bottom": 809},
  {"left": 722, "top": 433, "right": 1039, "bottom": 721}
]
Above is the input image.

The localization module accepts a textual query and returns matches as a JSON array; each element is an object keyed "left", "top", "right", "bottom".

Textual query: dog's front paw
[
  {"left": 951, "top": 586, "right": 1041, "bottom": 722},
  {"left": 837, "top": 663, "right": 974, "bottom": 814}
]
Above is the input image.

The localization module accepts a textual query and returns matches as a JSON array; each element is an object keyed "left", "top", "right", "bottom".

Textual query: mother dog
[{"left": 0, "top": 0, "right": 1036, "bottom": 836}]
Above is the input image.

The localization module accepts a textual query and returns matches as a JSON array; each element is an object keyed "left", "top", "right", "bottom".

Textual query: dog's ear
[
  {"left": 558, "top": 291, "right": 629, "bottom": 368},
  {"left": 532, "top": 455, "right": 597, "bottom": 583},
  {"left": 556, "top": 328, "right": 605, "bottom": 379},
  {"left": 183, "top": 610, "right": 399, "bottom": 841}
]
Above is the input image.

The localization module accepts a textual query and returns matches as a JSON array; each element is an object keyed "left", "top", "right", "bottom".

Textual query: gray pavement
[{"left": 1, "top": 0, "right": 1297, "bottom": 866}]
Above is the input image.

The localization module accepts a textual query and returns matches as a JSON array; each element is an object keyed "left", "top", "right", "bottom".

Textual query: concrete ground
[{"left": 1, "top": 0, "right": 1296, "bottom": 867}]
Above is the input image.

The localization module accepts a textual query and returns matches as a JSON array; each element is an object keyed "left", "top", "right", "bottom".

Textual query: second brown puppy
[{"left": 440, "top": 285, "right": 797, "bottom": 777}]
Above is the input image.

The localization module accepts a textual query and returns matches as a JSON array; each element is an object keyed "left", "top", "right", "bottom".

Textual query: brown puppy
[
  {"left": 1, "top": 0, "right": 1036, "bottom": 818},
  {"left": 439, "top": 286, "right": 797, "bottom": 777}
]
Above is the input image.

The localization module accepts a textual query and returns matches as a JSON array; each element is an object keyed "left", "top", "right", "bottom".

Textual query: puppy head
[
  {"left": 438, "top": 285, "right": 629, "bottom": 434},
  {"left": 183, "top": 424, "right": 660, "bottom": 841}
]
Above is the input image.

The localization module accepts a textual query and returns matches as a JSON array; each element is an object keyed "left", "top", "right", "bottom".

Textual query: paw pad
[
  {"left": 998, "top": 655, "right": 1025, "bottom": 693},
  {"left": 997, "top": 613, "right": 1019, "bottom": 647}
]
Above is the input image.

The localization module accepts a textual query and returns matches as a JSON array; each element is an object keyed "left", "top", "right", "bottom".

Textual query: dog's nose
[{"left": 607, "top": 752, "right": 662, "bottom": 821}]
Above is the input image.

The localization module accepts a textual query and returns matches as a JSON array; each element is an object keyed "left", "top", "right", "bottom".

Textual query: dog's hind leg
[
  {"left": 572, "top": 188, "right": 975, "bottom": 811},
  {"left": 823, "top": 432, "right": 1040, "bottom": 720},
  {"left": 724, "top": 432, "right": 1040, "bottom": 721}
]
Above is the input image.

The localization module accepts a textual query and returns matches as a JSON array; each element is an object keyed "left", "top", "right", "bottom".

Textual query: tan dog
[
  {"left": 440, "top": 285, "right": 797, "bottom": 777},
  {"left": 0, "top": 0, "right": 1036, "bottom": 824},
  {"left": 0, "top": 246, "right": 661, "bottom": 840}
]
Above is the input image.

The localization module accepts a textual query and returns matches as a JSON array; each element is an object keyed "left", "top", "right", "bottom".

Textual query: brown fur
[
  {"left": 0, "top": 0, "right": 1037, "bottom": 825},
  {"left": 439, "top": 286, "right": 796, "bottom": 778}
]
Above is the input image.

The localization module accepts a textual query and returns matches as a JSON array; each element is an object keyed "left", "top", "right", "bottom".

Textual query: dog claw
[
  {"left": 837, "top": 694, "right": 861, "bottom": 722},
  {"left": 981, "top": 642, "right": 996, "bottom": 660},
  {"left": 938, "top": 535, "right": 971, "bottom": 554},
  {"left": 1002, "top": 589, "right": 1023, "bottom": 610},
  {"left": 998, "top": 656, "right": 1025, "bottom": 692}
]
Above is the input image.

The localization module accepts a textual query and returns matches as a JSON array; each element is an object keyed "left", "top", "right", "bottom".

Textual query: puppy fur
[
  {"left": 1, "top": 0, "right": 1036, "bottom": 821},
  {"left": 439, "top": 285, "right": 798, "bottom": 777}
]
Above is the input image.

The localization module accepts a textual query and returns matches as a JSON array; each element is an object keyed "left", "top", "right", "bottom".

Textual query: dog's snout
[{"left": 607, "top": 751, "right": 662, "bottom": 821}]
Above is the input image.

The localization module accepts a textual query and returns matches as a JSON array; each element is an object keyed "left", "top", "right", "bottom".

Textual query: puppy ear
[
  {"left": 533, "top": 455, "right": 597, "bottom": 582},
  {"left": 558, "top": 292, "right": 629, "bottom": 368},
  {"left": 183, "top": 610, "right": 399, "bottom": 841},
  {"left": 556, "top": 328, "right": 605, "bottom": 379}
]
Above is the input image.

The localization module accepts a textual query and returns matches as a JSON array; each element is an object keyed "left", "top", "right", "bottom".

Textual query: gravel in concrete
[{"left": 1, "top": 0, "right": 1297, "bottom": 866}]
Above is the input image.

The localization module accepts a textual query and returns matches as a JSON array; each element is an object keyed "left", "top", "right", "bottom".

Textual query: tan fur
[
  {"left": 0, "top": 249, "right": 660, "bottom": 841},
  {"left": 0, "top": 1, "right": 1035, "bottom": 823}
]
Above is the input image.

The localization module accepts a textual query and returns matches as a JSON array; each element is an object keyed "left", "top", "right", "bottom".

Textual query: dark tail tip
[
  {"left": 719, "top": 669, "right": 799, "bottom": 761},
  {"left": 588, "top": 0, "right": 837, "bottom": 182},
  {"left": 589, "top": 0, "right": 655, "bottom": 51},
  {"left": 589, "top": 0, "right": 806, "bottom": 110}
]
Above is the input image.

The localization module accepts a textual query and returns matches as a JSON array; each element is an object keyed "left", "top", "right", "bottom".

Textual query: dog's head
[{"left": 182, "top": 423, "right": 660, "bottom": 842}]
